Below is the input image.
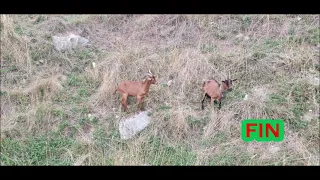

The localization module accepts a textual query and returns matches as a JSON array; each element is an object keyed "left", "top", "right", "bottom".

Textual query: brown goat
[
  {"left": 201, "top": 75, "right": 237, "bottom": 110},
  {"left": 114, "top": 70, "right": 157, "bottom": 113}
]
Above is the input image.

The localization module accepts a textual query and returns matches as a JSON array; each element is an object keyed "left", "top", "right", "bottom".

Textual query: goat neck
[{"left": 142, "top": 79, "right": 153, "bottom": 93}]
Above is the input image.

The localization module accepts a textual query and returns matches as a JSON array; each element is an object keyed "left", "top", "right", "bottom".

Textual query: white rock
[
  {"left": 119, "top": 111, "right": 151, "bottom": 140},
  {"left": 243, "top": 94, "right": 248, "bottom": 100},
  {"left": 236, "top": 33, "right": 243, "bottom": 38},
  {"left": 92, "top": 62, "right": 96, "bottom": 69},
  {"left": 268, "top": 145, "right": 280, "bottom": 154}
]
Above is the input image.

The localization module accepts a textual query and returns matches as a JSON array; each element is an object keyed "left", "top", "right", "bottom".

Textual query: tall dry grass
[{"left": 1, "top": 14, "right": 319, "bottom": 165}]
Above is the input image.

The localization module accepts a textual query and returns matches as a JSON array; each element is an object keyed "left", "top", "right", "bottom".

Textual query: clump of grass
[{"left": 5, "top": 74, "right": 67, "bottom": 104}]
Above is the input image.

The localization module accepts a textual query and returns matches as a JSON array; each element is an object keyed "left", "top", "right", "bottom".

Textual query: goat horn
[
  {"left": 148, "top": 69, "right": 153, "bottom": 75},
  {"left": 223, "top": 72, "right": 227, "bottom": 80}
]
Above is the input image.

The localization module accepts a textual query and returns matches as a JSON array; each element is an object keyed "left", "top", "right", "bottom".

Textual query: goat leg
[
  {"left": 201, "top": 93, "right": 207, "bottom": 110},
  {"left": 121, "top": 94, "right": 130, "bottom": 113},
  {"left": 218, "top": 98, "right": 222, "bottom": 110},
  {"left": 136, "top": 96, "right": 142, "bottom": 114}
]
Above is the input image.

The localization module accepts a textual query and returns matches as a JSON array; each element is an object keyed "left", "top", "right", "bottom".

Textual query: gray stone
[{"left": 52, "top": 33, "right": 89, "bottom": 51}]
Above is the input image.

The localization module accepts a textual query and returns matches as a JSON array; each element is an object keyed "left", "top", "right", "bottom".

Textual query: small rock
[
  {"left": 244, "top": 36, "right": 250, "bottom": 41},
  {"left": 236, "top": 33, "right": 243, "bottom": 38},
  {"left": 309, "top": 110, "right": 312, "bottom": 112},
  {"left": 35, "top": 61, "right": 39, "bottom": 65},
  {"left": 268, "top": 145, "right": 280, "bottom": 154},
  {"left": 243, "top": 94, "right": 248, "bottom": 100},
  {"left": 167, "top": 80, "right": 173, "bottom": 87},
  {"left": 88, "top": 114, "right": 94, "bottom": 121},
  {"left": 39, "top": 60, "right": 44, "bottom": 64},
  {"left": 297, "top": 16, "right": 302, "bottom": 21},
  {"left": 308, "top": 76, "right": 320, "bottom": 86},
  {"left": 92, "top": 62, "right": 96, "bottom": 69}
]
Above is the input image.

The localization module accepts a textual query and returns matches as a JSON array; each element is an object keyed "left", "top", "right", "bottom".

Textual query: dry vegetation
[{"left": 1, "top": 14, "right": 319, "bottom": 165}]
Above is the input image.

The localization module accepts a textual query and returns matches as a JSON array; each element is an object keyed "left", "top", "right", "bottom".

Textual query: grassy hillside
[{"left": 1, "top": 14, "right": 319, "bottom": 165}]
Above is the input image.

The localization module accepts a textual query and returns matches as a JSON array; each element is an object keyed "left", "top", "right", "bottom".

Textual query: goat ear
[{"left": 232, "top": 79, "right": 237, "bottom": 81}]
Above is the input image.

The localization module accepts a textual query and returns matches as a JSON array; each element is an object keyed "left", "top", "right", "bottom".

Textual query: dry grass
[{"left": 1, "top": 14, "right": 319, "bottom": 165}]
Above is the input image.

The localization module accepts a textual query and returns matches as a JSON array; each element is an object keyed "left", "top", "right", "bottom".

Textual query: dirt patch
[{"left": 244, "top": 85, "right": 274, "bottom": 102}]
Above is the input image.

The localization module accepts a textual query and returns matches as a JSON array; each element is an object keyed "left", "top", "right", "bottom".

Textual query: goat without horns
[
  {"left": 114, "top": 70, "right": 157, "bottom": 114},
  {"left": 201, "top": 72, "right": 237, "bottom": 110}
]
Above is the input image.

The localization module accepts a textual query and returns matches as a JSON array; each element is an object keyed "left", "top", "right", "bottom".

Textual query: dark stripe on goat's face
[
  {"left": 222, "top": 79, "right": 233, "bottom": 89},
  {"left": 222, "top": 80, "right": 229, "bottom": 88}
]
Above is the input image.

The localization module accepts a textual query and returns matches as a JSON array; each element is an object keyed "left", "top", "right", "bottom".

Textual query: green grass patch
[
  {"left": 0, "top": 66, "right": 18, "bottom": 74},
  {"left": 186, "top": 115, "right": 210, "bottom": 130},
  {"left": 266, "top": 81, "right": 315, "bottom": 130},
  {"left": 200, "top": 132, "right": 229, "bottom": 147},
  {"left": 0, "top": 90, "right": 8, "bottom": 96},
  {"left": 14, "top": 26, "right": 24, "bottom": 35},
  {"left": 157, "top": 105, "right": 172, "bottom": 111},
  {"left": 143, "top": 136, "right": 197, "bottom": 165},
  {"left": 307, "top": 28, "right": 320, "bottom": 45},
  {"left": 208, "top": 147, "right": 251, "bottom": 165},
  {"left": 200, "top": 43, "right": 216, "bottom": 53},
  {"left": 1, "top": 134, "right": 77, "bottom": 165},
  {"left": 241, "top": 15, "right": 251, "bottom": 30}
]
